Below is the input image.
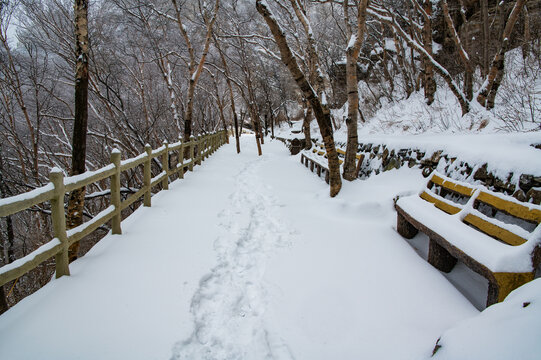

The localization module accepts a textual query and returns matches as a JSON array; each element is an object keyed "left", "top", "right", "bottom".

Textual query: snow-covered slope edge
[{"left": 429, "top": 278, "right": 541, "bottom": 360}]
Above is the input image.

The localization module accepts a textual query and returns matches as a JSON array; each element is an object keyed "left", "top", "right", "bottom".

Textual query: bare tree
[
  {"left": 257, "top": 0, "right": 342, "bottom": 197},
  {"left": 169, "top": 0, "right": 219, "bottom": 144},
  {"left": 477, "top": 0, "right": 527, "bottom": 109},
  {"left": 369, "top": 4, "right": 470, "bottom": 115},
  {"left": 442, "top": 0, "right": 473, "bottom": 101},
  {"left": 66, "top": 0, "right": 90, "bottom": 262},
  {"left": 213, "top": 35, "right": 241, "bottom": 153},
  {"left": 342, "top": 0, "right": 369, "bottom": 181}
]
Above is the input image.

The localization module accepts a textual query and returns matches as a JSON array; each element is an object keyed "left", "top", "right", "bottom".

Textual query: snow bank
[{"left": 430, "top": 278, "right": 541, "bottom": 360}]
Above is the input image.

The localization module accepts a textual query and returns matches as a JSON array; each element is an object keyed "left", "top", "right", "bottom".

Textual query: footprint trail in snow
[{"left": 171, "top": 156, "right": 295, "bottom": 360}]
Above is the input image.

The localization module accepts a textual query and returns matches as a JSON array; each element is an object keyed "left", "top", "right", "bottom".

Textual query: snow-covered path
[
  {"left": 173, "top": 156, "right": 295, "bottom": 359},
  {"left": 0, "top": 136, "right": 478, "bottom": 360}
]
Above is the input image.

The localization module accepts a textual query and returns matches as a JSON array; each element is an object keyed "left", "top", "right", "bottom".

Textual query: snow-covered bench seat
[{"left": 395, "top": 171, "right": 541, "bottom": 307}]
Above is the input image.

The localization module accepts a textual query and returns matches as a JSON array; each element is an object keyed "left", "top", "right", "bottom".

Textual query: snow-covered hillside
[{"left": 336, "top": 49, "right": 540, "bottom": 135}]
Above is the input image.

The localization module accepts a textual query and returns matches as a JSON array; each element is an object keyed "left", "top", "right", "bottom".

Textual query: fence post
[
  {"left": 189, "top": 136, "right": 195, "bottom": 171},
  {"left": 144, "top": 144, "right": 152, "bottom": 207},
  {"left": 179, "top": 141, "right": 185, "bottom": 179},
  {"left": 202, "top": 135, "right": 206, "bottom": 160},
  {"left": 110, "top": 149, "right": 122, "bottom": 235},
  {"left": 49, "top": 168, "right": 70, "bottom": 278},
  {"left": 201, "top": 135, "right": 207, "bottom": 162},
  {"left": 197, "top": 135, "right": 202, "bottom": 165},
  {"left": 162, "top": 140, "right": 169, "bottom": 190}
]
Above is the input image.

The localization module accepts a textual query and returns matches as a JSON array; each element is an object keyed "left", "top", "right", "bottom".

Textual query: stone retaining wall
[
  {"left": 354, "top": 142, "right": 541, "bottom": 204},
  {"left": 275, "top": 136, "right": 540, "bottom": 204}
]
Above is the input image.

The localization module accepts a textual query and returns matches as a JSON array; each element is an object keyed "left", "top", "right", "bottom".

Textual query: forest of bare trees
[{"left": 1, "top": 0, "right": 539, "bottom": 311}]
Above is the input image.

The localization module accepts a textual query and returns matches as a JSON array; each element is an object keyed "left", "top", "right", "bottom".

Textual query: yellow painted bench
[{"left": 395, "top": 171, "right": 541, "bottom": 307}]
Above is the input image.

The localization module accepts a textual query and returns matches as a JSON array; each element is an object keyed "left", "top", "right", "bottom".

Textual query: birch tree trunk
[
  {"left": 343, "top": 0, "right": 369, "bottom": 181},
  {"left": 257, "top": 0, "right": 341, "bottom": 197},
  {"left": 67, "top": 0, "right": 90, "bottom": 262},
  {"left": 303, "top": 103, "right": 312, "bottom": 150}
]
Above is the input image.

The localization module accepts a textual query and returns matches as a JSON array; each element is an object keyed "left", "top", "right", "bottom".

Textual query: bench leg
[
  {"left": 428, "top": 239, "right": 457, "bottom": 273},
  {"left": 487, "top": 272, "right": 535, "bottom": 306},
  {"left": 396, "top": 212, "right": 418, "bottom": 239}
]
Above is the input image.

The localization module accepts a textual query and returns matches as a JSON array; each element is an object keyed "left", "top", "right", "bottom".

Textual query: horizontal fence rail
[{"left": 0, "top": 131, "right": 228, "bottom": 288}]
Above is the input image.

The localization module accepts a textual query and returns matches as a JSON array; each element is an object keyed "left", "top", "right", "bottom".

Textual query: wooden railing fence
[{"left": 0, "top": 131, "right": 228, "bottom": 288}]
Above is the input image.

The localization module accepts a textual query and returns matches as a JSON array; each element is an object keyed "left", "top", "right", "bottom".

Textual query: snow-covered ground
[{"left": 0, "top": 135, "right": 539, "bottom": 359}]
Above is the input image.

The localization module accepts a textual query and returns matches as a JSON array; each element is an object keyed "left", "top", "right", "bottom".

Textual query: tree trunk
[
  {"left": 442, "top": 0, "right": 473, "bottom": 101},
  {"left": 342, "top": 0, "right": 368, "bottom": 181},
  {"left": 407, "top": 2, "right": 419, "bottom": 91},
  {"left": 422, "top": 0, "right": 436, "bottom": 105},
  {"left": 380, "top": 11, "right": 470, "bottom": 115},
  {"left": 67, "top": 0, "right": 90, "bottom": 262},
  {"left": 214, "top": 37, "right": 240, "bottom": 153},
  {"left": 480, "top": 0, "right": 490, "bottom": 77},
  {"left": 0, "top": 211, "right": 13, "bottom": 316},
  {"left": 4, "top": 216, "right": 14, "bottom": 264},
  {"left": 257, "top": 0, "right": 341, "bottom": 197},
  {"left": 486, "top": 63, "right": 505, "bottom": 109},
  {"left": 269, "top": 106, "right": 275, "bottom": 138},
  {"left": 258, "top": 117, "right": 265, "bottom": 145},
  {"left": 212, "top": 75, "right": 229, "bottom": 145},
  {"left": 233, "top": 111, "right": 240, "bottom": 153},
  {"left": 394, "top": 32, "right": 413, "bottom": 98},
  {"left": 465, "top": 71, "right": 473, "bottom": 101},
  {"left": 343, "top": 52, "right": 360, "bottom": 180},
  {"left": 303, "top": 104, "right": 312, "bottom": 150},
  {"left": 477, "top": 0, "right": 526, "bottom": 108},
  {"left": 172, "top": 0, "right": 219, "bottom": 145},
  {"left": 252, "top": 111, "right": 263, "bottom": 156},
  {"left": 522, "top": 6, "right": 530, "bottom": 58}
]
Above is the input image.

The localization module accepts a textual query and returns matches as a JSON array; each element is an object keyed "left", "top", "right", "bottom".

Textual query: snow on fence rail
[{"left": 0, "top": 131, "right": 228, "bottom": 287}]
